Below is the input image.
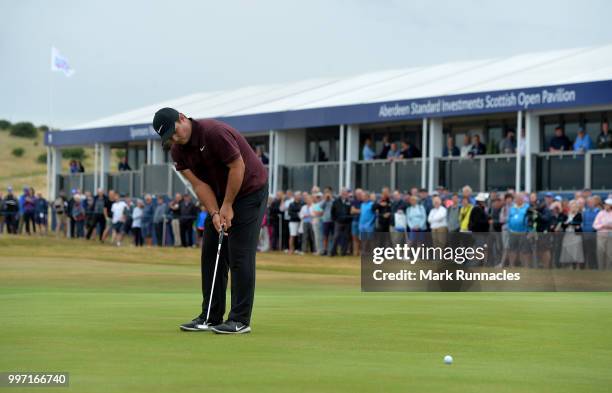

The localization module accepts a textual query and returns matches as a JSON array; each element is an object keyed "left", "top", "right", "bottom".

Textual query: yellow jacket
[{"left": 459, "top": 204, "right": 473, "bottom": 231}]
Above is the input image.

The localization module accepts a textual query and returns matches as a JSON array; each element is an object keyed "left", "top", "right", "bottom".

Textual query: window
[
  {"left": 306, "top": 127, "right": 339, "bottom": 162},
  {"left": 359, "top": 123, "right": 421, "bottom": 160}
]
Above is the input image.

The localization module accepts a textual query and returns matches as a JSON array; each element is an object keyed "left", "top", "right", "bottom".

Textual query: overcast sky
[{"left": 2, "top": 0, "right": 612, "bottom": 129}]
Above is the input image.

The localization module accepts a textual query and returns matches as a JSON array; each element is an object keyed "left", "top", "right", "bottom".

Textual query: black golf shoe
[
  {"left": 211, "top": 320, "right": 251, "bottom": 334},
  {"left": 179, "top": 317, "right": 213, "bottom": 332}
]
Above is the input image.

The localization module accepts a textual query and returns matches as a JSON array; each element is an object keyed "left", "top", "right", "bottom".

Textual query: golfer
[{"left": 153, "top": 108, "right": 268, "bottom": 334}]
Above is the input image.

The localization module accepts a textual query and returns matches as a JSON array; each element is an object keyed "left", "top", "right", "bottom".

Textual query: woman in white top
[
  {"left": 428, "top": 196, "right": 448, "bottom": 248},
  {"left": 299, "top": 195, "right": 315, "bottom": 254},
  {"left": 131, "top": 199, "right": 144, "bottom": 247}
]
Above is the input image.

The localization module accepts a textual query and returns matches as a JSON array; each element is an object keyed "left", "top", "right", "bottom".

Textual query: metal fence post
[
  {"left": 584, "top": 151, "right": 592, "bottom": 190},
  {"left": 390, "top": 160, "right": 396, "bottom": 190},
  {"left": 479, "top": 157, "right": 486, "bottom": 192}
]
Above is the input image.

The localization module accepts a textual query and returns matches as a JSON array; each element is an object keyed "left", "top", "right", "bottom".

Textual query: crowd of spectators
[
  {"left": 0, "top": 186, "right": 203, "bottom": 248},
  {"left": 2, "top": 183, "right": 612, "bottom": 270},
  {"left": 363, "top": 122, "right": 612, "bottom": 161},
  {"left": 261, "top": 185, "right": 612, "bottom": 270}
]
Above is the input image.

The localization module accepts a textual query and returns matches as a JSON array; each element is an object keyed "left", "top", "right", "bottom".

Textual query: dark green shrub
[
  {"left": 12, "top": 147, "right": 25, "bottom": 157},
  {"left": 62, "top": 147, "right": 86, "bottom": 161},
  {"left": 37, "top": 152, "right": 47, "bottom": 164},
  {"left": 10, "top": 122, "right": 38, "bottom": 138}
]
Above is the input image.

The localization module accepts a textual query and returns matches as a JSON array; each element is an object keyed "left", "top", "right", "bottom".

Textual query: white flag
[{"left": 51, "top": 47, "right": 75, "bottom": 77}]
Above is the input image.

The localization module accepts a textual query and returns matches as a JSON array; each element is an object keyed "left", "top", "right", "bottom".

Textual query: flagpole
[{"left": 48, "top": 47, "right": 53, "bottom": 200}]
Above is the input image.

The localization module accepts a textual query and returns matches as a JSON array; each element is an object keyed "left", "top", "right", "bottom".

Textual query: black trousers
[
  {"left": 132, "top": 227, "right": 143, "bottom": 246},
  {"left": 180, "top": 220, "right": 194, "bottom": 247},
  {"left": 200, "top": 183, "right": 267, "bottom": 325},
  {"left": 330, "top": 222, "right": 350, "bottom": 256},
  {"left": 86, "top": 214, "right": 106, "bottom": 241}
]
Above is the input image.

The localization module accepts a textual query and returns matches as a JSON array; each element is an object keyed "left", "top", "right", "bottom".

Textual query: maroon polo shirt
[{"left": 171, "top": 118, "right": 268, "bottom": 201}]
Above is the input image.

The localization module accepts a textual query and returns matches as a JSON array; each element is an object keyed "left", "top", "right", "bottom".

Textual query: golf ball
[{"left": 444, "top": 355, "right": 453, "bottom": 365}]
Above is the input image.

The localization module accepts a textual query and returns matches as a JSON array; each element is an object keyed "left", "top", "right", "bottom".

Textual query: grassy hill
[{"left": 0, "top": 129, "right": 119, "bottom": 198}]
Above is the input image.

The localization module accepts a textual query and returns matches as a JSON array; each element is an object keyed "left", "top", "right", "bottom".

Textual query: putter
[{"left": 205, "top": 224, "right": 225, "bottom": 324}]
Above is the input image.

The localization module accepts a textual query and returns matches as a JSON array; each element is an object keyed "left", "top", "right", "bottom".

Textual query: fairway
[{"left": 1, "top": 237, "right": 611, "bottom": 393}]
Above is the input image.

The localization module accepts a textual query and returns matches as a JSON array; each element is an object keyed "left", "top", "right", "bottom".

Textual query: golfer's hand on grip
[
  {"left": 219, "top": 203, "right": 234, "bottom": 231},
  {"left": 212, "top": 213, "right": 223, "bottom": 233}
]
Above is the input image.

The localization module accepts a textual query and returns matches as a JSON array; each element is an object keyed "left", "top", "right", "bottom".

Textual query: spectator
[
  {"left": 66, "top": 189, "right": 78, "bottom": 238},
  {"left": 195, "top": 206, "right": 207, "bottom": 248},
  {"left": 53, "top": 192, "right": 67, "bottom": 237},
  {"left": 362, "top": 137, "right": 376, "bottom": 160},
  {"left": 153, "top": 195, "right": 168, "bottom": 246},
  {"left": 315, "top": 146, "right": 328, "bottom": 162},
  {"left": 255, "top": 146, "right": 269, "bottom": 165},
  {"left": 71, "top": 194, "right": 86, "bottom": 238},
  {"left": 280, "top": 190, "right": 294, "bottom": 251},
  {"left": 350, "top": 189, "right": 363, "bottom": 256},
  {"left": 86, "top": 189, "right": 109, "bottom": 242},
  {"left": 118, "top": 156, "right": 132, "bottom": 171},
  {"left": 490, "top": 196, "right": 504, "bottom": 232},
  {"left": 406, "top": 195, "right": 426, "bottom": 233},
  {"left": 101, "top": 190, "right": 115, "bottom": 242},
  {"left": 390, "top": 190, "right": 407, "bottom": 232},
  {"left": 419, "top": 188, "right": 433, "bottom": 217},
  {"left": 33, "top": 192, "right": 49, "bottom": 235},
  {"left": 593, "top": 198, "right": 612, "bottom": 270},
  {"left": 387, "top": 142, "right": 401, "bottom": 160},
  {"left": 597, "top": 121, "right": 612, "bottom": 149},
  {"left": 428, "top": 195, "right": 448, "bottom": 247},
  {"left": 378, "top": 135, "right": 391, "bottom": 159},
  {"left": 358, "top": 191, "right": 376, "bottom": 235},
  {"left": 311, "top": 192, "right": 324, "bottom": 255},
  {"left": 320, "top": 189, "right": 334, "bottom": 255},
  {"left": 469, "top": 193, "right": 490, "bottom": 232},
  {"left": 268, "top": 191, "right": 283, "bottom": 251},
  {"left": 299, "top": 194, "right": 316, "bottom": 253},
  {"left": 123, "top": 197, "right": 134, "bottom": 237},
  {"left": 549, "top": 126, "right": 572, "bottom": 152},
  {"left": 69, "top": 160, "right": 79, "bottom": 174},
  {"left": 84, "top": 194, "right": 96, "bottom": 238},
  {"left": 447, "top": 193, "right": 460, "bottom": 232},
  {"left": 469, "top": 134, "right": 486, "bottom": 157},
  {"left": 132, "top": 199, "right": 144, "bottom": 247},
  {"left": 288, "top": 192, "right": 303, "bottom": 255},
  {"left": 399, "top": 140, "right": 421, "bottom": 159},
  {"left": 3, "top": 187, "right": 19, "bottom": 234},
  {"left": 374, "top": 188, "right": 392, "bottom": 232},
  {"left": 179, "top": 193, "right": 198, "bottom": 247},
  {"left": 77, "top": 160, "right": 85, "bottom": 173},
  {"left": 583, "top": 196, "right": 601, "bottom": 269},
  {"left": 22, "top": 188, "right": 36, "bottom": 235},
  {"left": 330, "top": 188, "right": 352, "bottom": 256},
  {"left": 498, "top": 130, "right": 516, "bottom": 154},
  {"left": 142, "top": 194, "right": 154, "bottom": 247},
  {"left": 458, "top": 196, "right": 473, "bottom": 232},
  {"left": 460, "top": 135, "right": 472, "bottom": 158},
  {"left": 443, "top": 136, "right": 460, "bottom": 157},
  {"left": 110, "top": 193, "right": 128, "bottom": 246},
  {"left": 573, "top": 127, "right": 593, "bottom": 153},
  {"left": 507, "top": 193, "right": 530, "bottom": 267},
  {"left": 169, "top": 193, "right": 183, "bottom": 247},
  {"left": 559, "top": 200, "right": 584, "bottom": 269}
]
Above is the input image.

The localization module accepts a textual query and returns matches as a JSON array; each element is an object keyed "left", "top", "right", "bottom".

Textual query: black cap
[{"left": 152, "top": 108, "right": 179, "bottom": 145}]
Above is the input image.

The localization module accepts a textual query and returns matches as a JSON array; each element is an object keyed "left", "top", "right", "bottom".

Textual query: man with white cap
[
  {"left": 593, "top": 198, "right": 612, "bottom": 270},
  {"left": 469, "top": 193, "right": 490, "bottom": 232}
]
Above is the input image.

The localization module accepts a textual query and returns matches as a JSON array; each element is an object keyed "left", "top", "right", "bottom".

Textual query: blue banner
[{"left": 46, "top": 80, "right": 612, "bottom": 146}]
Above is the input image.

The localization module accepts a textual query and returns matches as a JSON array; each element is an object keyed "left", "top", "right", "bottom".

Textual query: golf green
[{"left": 1, "top": 236, "right": 611, "bottom": 393}]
